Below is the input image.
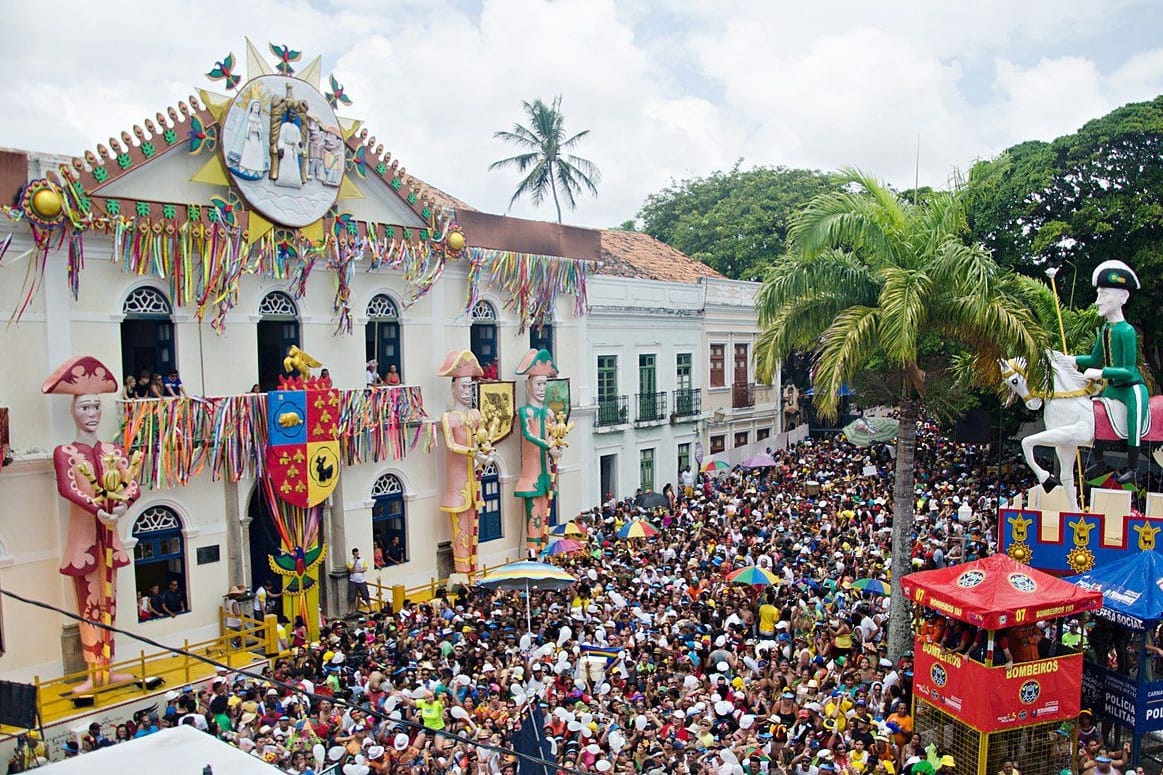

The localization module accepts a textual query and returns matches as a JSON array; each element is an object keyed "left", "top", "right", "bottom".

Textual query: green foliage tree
[
  {"left": 637, "top": 162, "right": 837, "bottom": 279},
  {"left": 754, "top": 169, "right": 1051, "bottom": 660},
  {"left": 967, "top": 95, "right": 1163, "bottom": 376},
  {"left": 489, "top": 96, "right": 600, "bottom": 223}
]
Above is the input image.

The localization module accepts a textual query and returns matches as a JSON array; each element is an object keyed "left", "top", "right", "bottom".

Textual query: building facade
[{"left": 0, "top": 56, "right": 778, "bottom": 684}]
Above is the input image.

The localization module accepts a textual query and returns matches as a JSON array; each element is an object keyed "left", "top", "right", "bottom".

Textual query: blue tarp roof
[{"left": 1067, "top": 550, "right": 1163, "bottom": 626}]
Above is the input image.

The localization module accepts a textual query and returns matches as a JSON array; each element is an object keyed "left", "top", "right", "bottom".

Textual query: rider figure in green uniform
[{"left": 1074, "top": 260, "right": 1147, "bottom": 485}]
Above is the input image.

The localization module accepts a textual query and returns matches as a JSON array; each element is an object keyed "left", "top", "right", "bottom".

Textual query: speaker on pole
[{"left": 0, "top": 680, "right": 37, "bottom": 729}]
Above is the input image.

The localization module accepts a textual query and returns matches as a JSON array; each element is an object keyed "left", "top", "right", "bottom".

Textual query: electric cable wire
[{"left": 1, "top": 586, "right": 598, "bottom": 775}]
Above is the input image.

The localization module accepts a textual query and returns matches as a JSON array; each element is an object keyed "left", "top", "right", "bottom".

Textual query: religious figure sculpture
[
  {"left": 1073, "top": 259, "right": 1148, "bottom": 484},
  {"left": 269, "top": 82, "right": 309, "bottom": 185},
  {"left": 437, "top": 350, "right": 493, "bottom": 574},
  {"left": 42, "top": 357, "right": 142, "bottom": 692},
  {"left": 321, "top": 125, "right": 344, "bottom": 187},
  {"left": 226, "top": 99, "right": 268, "bottom": 181},
  {"left": 515, "top": 349, "right": 563, "bottom": 556},
  {"left": 306, "top": 116, "right": 325, "bottom": 182}
]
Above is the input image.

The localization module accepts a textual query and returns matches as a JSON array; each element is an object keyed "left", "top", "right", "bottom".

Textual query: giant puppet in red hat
[
  {"left": 42, "top": 356, "right": 142, "bottom": 691},
  {"left": 436, "top": 350, "right": 494, "bottom": 574},
  {"left": 514, "top": 349, "right": 561, "bottom": 555}
]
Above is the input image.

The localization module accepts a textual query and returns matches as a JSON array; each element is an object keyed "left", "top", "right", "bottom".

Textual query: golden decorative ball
[
  {"left": 1006, "top": 542, "right": 1033, "bottom": 565},
  {"left": 1066, "top": 546, "right": 1095, "bottom": 574},
  {"left": 32, "top": 188, "right": 63, "bottom": 219},
  {"left": 447, "top": 231, "right": 465, "bottom": 252}
]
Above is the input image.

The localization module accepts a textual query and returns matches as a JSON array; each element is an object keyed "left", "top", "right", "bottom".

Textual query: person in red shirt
[{"left": 1009, "top": 624, "right": 1043, "bottom": 663}]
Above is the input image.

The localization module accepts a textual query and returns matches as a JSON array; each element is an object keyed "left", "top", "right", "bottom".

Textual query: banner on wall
[
  {"left": 266, "top": 383, "right": 341, "bottom": 508},
  {"left": 999, "top": 507, "right": 1163, "bottom": 575},
  {"left": 913, "top": 645, "right": 1083, "bottom": 731},
  {"left": 1082, "top": 662, "right": 1163, "bottom": 733}
]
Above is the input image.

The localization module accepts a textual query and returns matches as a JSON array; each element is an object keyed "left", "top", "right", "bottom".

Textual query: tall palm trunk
[
  {"left": 550, "top": 171, "right": 562, "bottom": 223},
  {"left": 888, "top": 396, "right": 919, "bottom": 661}
]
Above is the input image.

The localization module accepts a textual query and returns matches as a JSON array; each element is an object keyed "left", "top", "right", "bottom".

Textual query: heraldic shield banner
[{"left": 266, "top": 383, "right": 341, "bottom": 507}]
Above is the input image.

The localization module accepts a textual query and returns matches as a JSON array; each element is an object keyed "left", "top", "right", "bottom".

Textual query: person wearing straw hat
[
  {"left": 43, "top": 356, "right": 142, "bottom": 692},
  {"left": 224, "top": 585, "right": 247, "bottom": 648},
  {"left": 437, "top": 350, "right": 493, "bottom": 574},
  {"left": 514, "top": 349, "right": 561, "bottom": 557}
]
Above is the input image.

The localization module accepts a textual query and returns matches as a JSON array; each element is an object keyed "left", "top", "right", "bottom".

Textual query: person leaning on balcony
[
  {"left": 968, "top": 626, "right": 1013, "bottom": 667},
  {"left": 162, "top": 369, "right": 186, "bottom": 397},
  {"left": 134, "top": 369, "right": 153, "bottom": 398}
]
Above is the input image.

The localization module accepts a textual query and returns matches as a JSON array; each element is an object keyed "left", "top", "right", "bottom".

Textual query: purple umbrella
[{"left": 741, "top": 452, "right": 778, "bottom": 469}]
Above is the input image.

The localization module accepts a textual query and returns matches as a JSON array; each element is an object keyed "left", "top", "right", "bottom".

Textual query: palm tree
[
  {"left": 754, "top": 168, "right": 1052, "bottom": 660},
  {"left": 490, "top": 96, "right": 600, "bottom": 223}
]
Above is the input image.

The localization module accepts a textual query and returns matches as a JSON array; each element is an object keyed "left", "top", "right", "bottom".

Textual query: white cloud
[{"left": 1, "top": 0, "right": 1160, "bottom": 228}]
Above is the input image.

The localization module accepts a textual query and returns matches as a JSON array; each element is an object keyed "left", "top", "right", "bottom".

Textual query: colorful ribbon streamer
[
  {"left": 464, "top": 247, "right": 590, "bottom": 332},
  {"left": 118, "top": 386, "right": 433, "bottom": 490}
]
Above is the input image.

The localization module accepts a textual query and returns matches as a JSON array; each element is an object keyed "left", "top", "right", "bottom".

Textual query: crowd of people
[{"left": 17, "top": 420, "right": 1130, "bottom": 775}]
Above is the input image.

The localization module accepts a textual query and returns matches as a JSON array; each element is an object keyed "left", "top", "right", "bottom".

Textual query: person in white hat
[{"left": 223, "top": 585, "right": 246, "bottom": 648}]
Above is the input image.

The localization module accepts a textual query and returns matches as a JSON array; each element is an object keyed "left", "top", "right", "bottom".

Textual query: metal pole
[{"left": 1047, "top": 267, "right": 1088, "bottom": 510}]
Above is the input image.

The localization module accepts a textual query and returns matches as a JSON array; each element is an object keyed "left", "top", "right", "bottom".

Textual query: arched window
[
  {"left": 133, "top": 506, "right": 187, "bottom": 621},
  {"left": 366, "top": 294, "right": 402, "bottom": 384},
  {"left": 121, "top": 286, "right": 175, "bottom": 392},
  {"left": 470, "top": 301, "right": 498, "bottom": 375},
  {"left": 257, "top": 291, "right": 301, "bottom": 391},
  {"left": 371, "top": 473, "right": 408, "bottom": 568},
  {"left": 478, "top": 461, "right": 502, "bottom": 542}
]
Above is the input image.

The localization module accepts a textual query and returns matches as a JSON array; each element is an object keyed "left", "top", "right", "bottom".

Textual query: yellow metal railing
[
  {"left": 32, "top": 611, "right": 278, "bottom": 724},
  {"left": 363, "top": 557, "right": 516, "bottom": 615}
]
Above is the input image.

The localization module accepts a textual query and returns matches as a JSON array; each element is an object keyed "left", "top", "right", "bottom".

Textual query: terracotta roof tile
[
  {"left": 598, "top": 230, "right": 723, "bottom": 284},
  {"left": 420, "top": 179, "right": 476, "bottom": 213}
]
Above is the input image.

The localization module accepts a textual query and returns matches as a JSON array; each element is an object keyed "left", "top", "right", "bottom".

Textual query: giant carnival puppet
[
  {"left": 437, "top": 350, "right": 494, "bottom": 574},
  {"left": 515, "top": 349, "right": 565, "bottom": 556},
  {"left": 1073, "top": 259, "right": 1149, "bottom": 485},
  {"left": 43, "top": 356, "right": 142, "bottom": 692}
]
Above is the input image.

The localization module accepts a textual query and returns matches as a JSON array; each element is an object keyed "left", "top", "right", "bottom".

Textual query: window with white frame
[
  {"left": 479, "top": 462, "right": 502, "bottom": 541},
  {"left": 371, "top": 473, "right": 408, "bottom": 567},
  {"left": 366, "top": 294, "right": 403, "bottom": 383},
  {"left": 121, "top": 286, "right": 175, "bottom": 391},
  {"left": 133, "top": 506, "right": 187, "bottom": 621}
]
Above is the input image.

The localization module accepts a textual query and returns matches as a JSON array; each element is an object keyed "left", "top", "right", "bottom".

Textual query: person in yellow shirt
[{"left": 758, "top": 594, "right": 780, "bottom": 638}]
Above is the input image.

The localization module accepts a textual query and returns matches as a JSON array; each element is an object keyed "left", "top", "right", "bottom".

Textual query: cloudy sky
[{"left": 3, "top": 1, "right": 1162, "bottom": 230}]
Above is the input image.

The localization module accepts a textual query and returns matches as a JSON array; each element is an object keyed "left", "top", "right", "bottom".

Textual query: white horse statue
[
  {"left": 1000, "top": 351, "right": 1101, "bottom": 510},
  {"left": 1001, "top": 350, "right": 1160, "bottom": 510}
]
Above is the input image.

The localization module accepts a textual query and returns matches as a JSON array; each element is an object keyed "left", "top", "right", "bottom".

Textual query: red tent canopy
[{"left": 901, "top": 553, "right": 1101, "bottom": 630}]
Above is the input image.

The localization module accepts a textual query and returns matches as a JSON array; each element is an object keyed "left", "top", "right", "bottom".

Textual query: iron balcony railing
[
  {"left": 732, "top": 381, "right": 755, "bottom": 409},
  {"left": 635, "top": 391, "right": 668, "bottom": 422},
  {"left": 596, "top": 395, "right": 629, "bottom": 427},
  {"left": 672, "top": 387, "right": 701, "bottom": 418}
]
